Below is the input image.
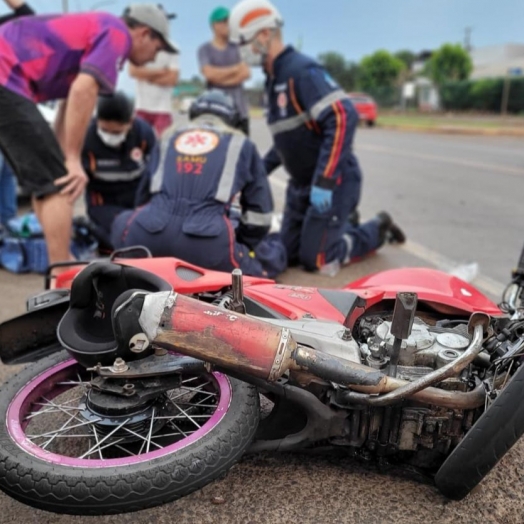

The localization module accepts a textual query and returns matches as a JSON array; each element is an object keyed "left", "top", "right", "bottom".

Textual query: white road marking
[
  {"left": 358, "top": 144, "right": 524, "bottom": 178},
  {"left": 267, "top": 171, "right": 505, "bottom": 300}
]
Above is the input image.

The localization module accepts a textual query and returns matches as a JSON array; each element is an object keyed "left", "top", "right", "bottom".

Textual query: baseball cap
[
  {"left": 123, "top": 4, "right": 179, "bottom": 53},
  {"left": 210, "top": 6, "right": 229, "bottom": 24}
]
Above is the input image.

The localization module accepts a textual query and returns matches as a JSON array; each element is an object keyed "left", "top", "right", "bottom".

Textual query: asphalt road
[{"left": 0, "top": 121, "right": 523, "bottom": 523}]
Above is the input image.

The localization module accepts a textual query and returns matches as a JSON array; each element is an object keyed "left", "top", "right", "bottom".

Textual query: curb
[{"left": 377, "top": 123, "right": 524, "bottom": 137}]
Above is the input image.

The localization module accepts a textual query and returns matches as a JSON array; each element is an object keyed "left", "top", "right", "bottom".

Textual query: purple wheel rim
[{"left": 6, "top": 358, "right": 232, "bottom": 467}]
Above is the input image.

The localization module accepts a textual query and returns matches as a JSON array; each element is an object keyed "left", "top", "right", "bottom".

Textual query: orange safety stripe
[
  {"left": 289, "top": 78, "right": 313, "bottom": 130},
  {"left": 88, "top": 151, "right": 96, "bottom": 173},
  {"left": 323, "top": 101, "right": 346, "bottom": 178},
  {"left": 240, "top": 8, "right": 272, "bottom": 27}
]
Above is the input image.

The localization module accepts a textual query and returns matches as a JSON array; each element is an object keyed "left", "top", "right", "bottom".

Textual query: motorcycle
[{"left": 0, "top": 246, "right": 523, "bottom": 515}]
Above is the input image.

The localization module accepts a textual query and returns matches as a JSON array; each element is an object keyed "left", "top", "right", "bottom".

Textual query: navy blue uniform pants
[
  {"left": 281, "top": 177, "right": 381, "bottom": 271},
  {"left": 111, "top": 205, "right": 287, "bottom": 279}
]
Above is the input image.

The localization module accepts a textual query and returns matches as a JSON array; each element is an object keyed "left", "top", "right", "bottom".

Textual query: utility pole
[
  {"left": 464, "top": 27, "right": 473, "bottom": 52},
  {"left": 62, "top": 0, "right": 69, "bottom": 12}
]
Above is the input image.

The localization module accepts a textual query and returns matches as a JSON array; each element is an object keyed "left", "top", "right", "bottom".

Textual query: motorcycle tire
[
  {"left": 435, "top": 361, "right": 524, "bottom": 500},
  {"left": 0, "top": 349, "right": 259, "bottom": 515}
]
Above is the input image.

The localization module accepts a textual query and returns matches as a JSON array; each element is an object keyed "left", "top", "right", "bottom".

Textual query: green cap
[{"left": 210, "top": 6, "right": 229, "bottom": 24}]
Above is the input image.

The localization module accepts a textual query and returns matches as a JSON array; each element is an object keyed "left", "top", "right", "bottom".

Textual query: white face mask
[
  {"left": 240, "top": 43, "right": 264, "bottom": 67},
  {"left": 97, "top": 127, "right": 127, "bottom": 148}
]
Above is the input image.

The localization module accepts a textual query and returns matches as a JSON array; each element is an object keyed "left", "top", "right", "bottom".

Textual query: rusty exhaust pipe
[
  {"left": 139, "top": 292, "right": 296, "bottom": 381},
  {"left": 134, "top": 293, "right": 490, "bottom": 409}
]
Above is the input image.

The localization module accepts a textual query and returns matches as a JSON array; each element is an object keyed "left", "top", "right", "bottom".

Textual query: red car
[{"left": 348, "top": 92, "right": 377, "bottom": 126}]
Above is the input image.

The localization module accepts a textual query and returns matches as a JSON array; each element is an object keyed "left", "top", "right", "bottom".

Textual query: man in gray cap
[{"left": 0, "top": 3, "right": 175, "bottom": 279}]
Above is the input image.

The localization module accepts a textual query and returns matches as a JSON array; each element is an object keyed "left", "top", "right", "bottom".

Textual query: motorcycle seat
[{"left": 57, "top": 261, "right": 171, "bottom": 367}]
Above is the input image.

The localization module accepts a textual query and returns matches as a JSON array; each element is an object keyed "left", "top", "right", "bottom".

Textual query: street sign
[{"left": 508, "top": 67, "right": 523, "bottom": 76}]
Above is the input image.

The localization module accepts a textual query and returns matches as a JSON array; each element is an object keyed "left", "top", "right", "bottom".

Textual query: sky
[{"left": 4, "top": 0, "right": 524, "bottom": 93}]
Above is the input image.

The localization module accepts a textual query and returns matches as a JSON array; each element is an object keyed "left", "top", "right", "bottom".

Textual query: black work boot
[
  {"left": 376, "top": 212, "right": 406, "bottom": 246},
  {"left": 348, "top": 209, "right": 360, "bottom": 227}
]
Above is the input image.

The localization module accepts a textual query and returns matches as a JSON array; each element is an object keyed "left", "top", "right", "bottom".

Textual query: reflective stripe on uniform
[
  {"left": 241, "top": 210, "right": 273, "bottom": 227},
  {"left": 268, "top": 113, "right": 308, "bottom": 136},
  {"left": 149, "top": 133, "right": 173, "bottom": 194},
  {"left": 92, "top": 168, "right": 143, "bottom": 182},
  {"left": 310, "top": 90, "right": 348, "bottom": 121},
  {"left": 215, "top": 134, "right": 246, "bottom": 203}
]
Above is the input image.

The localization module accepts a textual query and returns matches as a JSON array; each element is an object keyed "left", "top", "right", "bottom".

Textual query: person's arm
[
  {"left": 129, "top": 65, "right": 178, "bottom": 86},
  {"left": 198, "top": 43, "right": 250, "bottom": 87},
  {"left": 201, "top": 63, "right": 250, "bottom": 87},
  {"left": 0, "top": 1, "right": 34, "bottom": 24},
  {"left": 128, "top": 63, "right": 165, "bottom": 82},
  {"left": 237, "top": 142, "right": 273, "bottom": 249},
  {"left": 153, "top": 68, "right": 179, "bottom": 87},
  {"left": 53, "top": 73, "right": 99, "bottom": 202},
  {"left": 295, "top": 66, "right": 355, "bottom": 210},
  {"left": 262, "top": 146, "right": 281, "bottom": 175}
]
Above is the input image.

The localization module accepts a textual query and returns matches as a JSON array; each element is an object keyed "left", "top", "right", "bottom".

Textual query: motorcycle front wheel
[
  {"left": 0, "top": 349, "right": 259, "bottom": 515},
  {"left": 435, "top": 361, "right": 524, "bottom": 500}
]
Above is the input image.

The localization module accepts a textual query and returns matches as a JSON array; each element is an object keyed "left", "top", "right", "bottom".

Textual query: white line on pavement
[
  {"left": 268, "top": 172, "right": 505, "bottom": 300},
  {"left": 358, "top": 144, "right": 524, "bottom": 178}
]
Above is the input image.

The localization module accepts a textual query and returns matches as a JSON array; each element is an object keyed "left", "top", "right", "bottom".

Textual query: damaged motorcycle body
[
  {"left": 106, "top": 286, "right": 491, "bottom": 463},
  {"left": 0, "top": 256, "right": 522, "bottom": 514}
]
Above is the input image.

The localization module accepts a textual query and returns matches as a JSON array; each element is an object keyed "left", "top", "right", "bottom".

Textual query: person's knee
[{"left": 298, "top": 245, "right": 319, "bottom": 272}]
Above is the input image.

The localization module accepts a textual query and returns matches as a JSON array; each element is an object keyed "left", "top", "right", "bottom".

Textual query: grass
[{"left": 377, "top": 113, "right": 524, "bottom": 129}]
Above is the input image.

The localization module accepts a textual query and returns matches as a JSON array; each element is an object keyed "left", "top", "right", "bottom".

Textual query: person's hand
[
  {"left": 238, "top": 62, "right": 251, "bottom": 78},
  {"left": 55, "top": 158, "right": 88, "bottom": 203},
  {"left": 310, "top": 186, "right": 333, "bottom": 213}
]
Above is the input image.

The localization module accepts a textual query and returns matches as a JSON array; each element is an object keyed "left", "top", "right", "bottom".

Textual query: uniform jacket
[
  {"left": 263, "top": 46, "right": 361, "bottom": 189},
  {"left": 82, "top": 116, "right": 156, "bottom": 207},
  {"left": 146, "top": 115, "right": 274, "bottom": 249}
]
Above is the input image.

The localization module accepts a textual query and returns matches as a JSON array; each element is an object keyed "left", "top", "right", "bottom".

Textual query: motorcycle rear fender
[{"left": 0, "top": 289, "right": 70, "bottom": 365}]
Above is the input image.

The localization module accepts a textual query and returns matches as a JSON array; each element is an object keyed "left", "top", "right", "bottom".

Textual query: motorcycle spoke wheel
[
  {"left": 10, "top": 359, "right": 227, "bottom": 466},
  {"left": 0, "top": 350, "right": 259, "bottom": 515}
]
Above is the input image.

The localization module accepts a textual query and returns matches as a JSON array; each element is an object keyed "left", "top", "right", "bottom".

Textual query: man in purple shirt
[{"left": 0, "top": 4, "right": 176, "bottom": 277}]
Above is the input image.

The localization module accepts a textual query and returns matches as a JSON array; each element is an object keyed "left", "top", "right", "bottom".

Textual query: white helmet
[{"left": 229, "top": 0, "right": 284, "bottom": 45}]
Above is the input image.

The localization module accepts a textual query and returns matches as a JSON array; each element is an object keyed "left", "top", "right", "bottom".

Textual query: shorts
[
  {"left": 136, "top": 110, "right": 173, "bottom": 137},
  {"left": 0, "top": 86, "right": 67, "bottom": 199}
]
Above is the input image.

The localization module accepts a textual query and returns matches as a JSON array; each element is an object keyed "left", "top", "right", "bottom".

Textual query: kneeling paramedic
[
  {"left": 111, "top": 90, "right": 287, "bottom": 278},
  {"left": 229, "top": 0, "right": 405, "bottom": 272},
  {"left": 82, "top": 92, "right": 156, "bottom": 251}
]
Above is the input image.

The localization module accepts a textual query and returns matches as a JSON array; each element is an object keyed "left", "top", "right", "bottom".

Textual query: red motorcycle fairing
[
  {"left": 243, "top": 283, "right": 384, "bottom": 323},
  {"left": 345, "top": 267, "right": 502, "bottom": 317},
  {"left": 54, "top": 257, "right": 272, "bottom": 294}
]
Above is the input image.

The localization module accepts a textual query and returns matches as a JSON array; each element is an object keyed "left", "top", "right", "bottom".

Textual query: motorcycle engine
[{"left": 359, "top": 317, "right": 471, "bottom": 379}]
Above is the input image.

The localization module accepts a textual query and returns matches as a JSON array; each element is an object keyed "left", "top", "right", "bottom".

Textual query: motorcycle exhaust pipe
[
  {"left": 136, "top": 292, "right": 391, "bottom": 387},
  {"left": 132, "top": 293, "right": 490, "bottom": 409},
  {"left": 138, "top": 292, "right": 296, "bottom": 381}
]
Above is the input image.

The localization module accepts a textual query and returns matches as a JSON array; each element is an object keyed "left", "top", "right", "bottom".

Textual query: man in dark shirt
[
  {"left": 198, "top": 6, "right": 251, "bottom": 135},
  {"left": 82, "top": 91, "right": 156, "bottom": 250}
]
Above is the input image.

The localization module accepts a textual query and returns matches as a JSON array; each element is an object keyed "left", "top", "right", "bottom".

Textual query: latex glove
[{"left": 310, "top": 186, "right": 333, "bottom": 213}]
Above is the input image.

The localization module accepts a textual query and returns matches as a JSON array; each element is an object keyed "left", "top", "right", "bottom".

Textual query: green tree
[
  {"left": 358, "top": 50, "right": 405, "bottom": 91},
  {"left": 318, "top": 52, "right": 359, "bottom": 91},
  {"left": 394, "top": 50, "right": 416, "bottom": 71},
  {"left": 426, "top": 43, "right": 473, "bottom": 86}
]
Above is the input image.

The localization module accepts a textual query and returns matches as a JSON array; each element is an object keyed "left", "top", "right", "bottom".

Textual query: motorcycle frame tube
[{"left": 139, "top": 292, "right": 296, "bottom": 381}]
